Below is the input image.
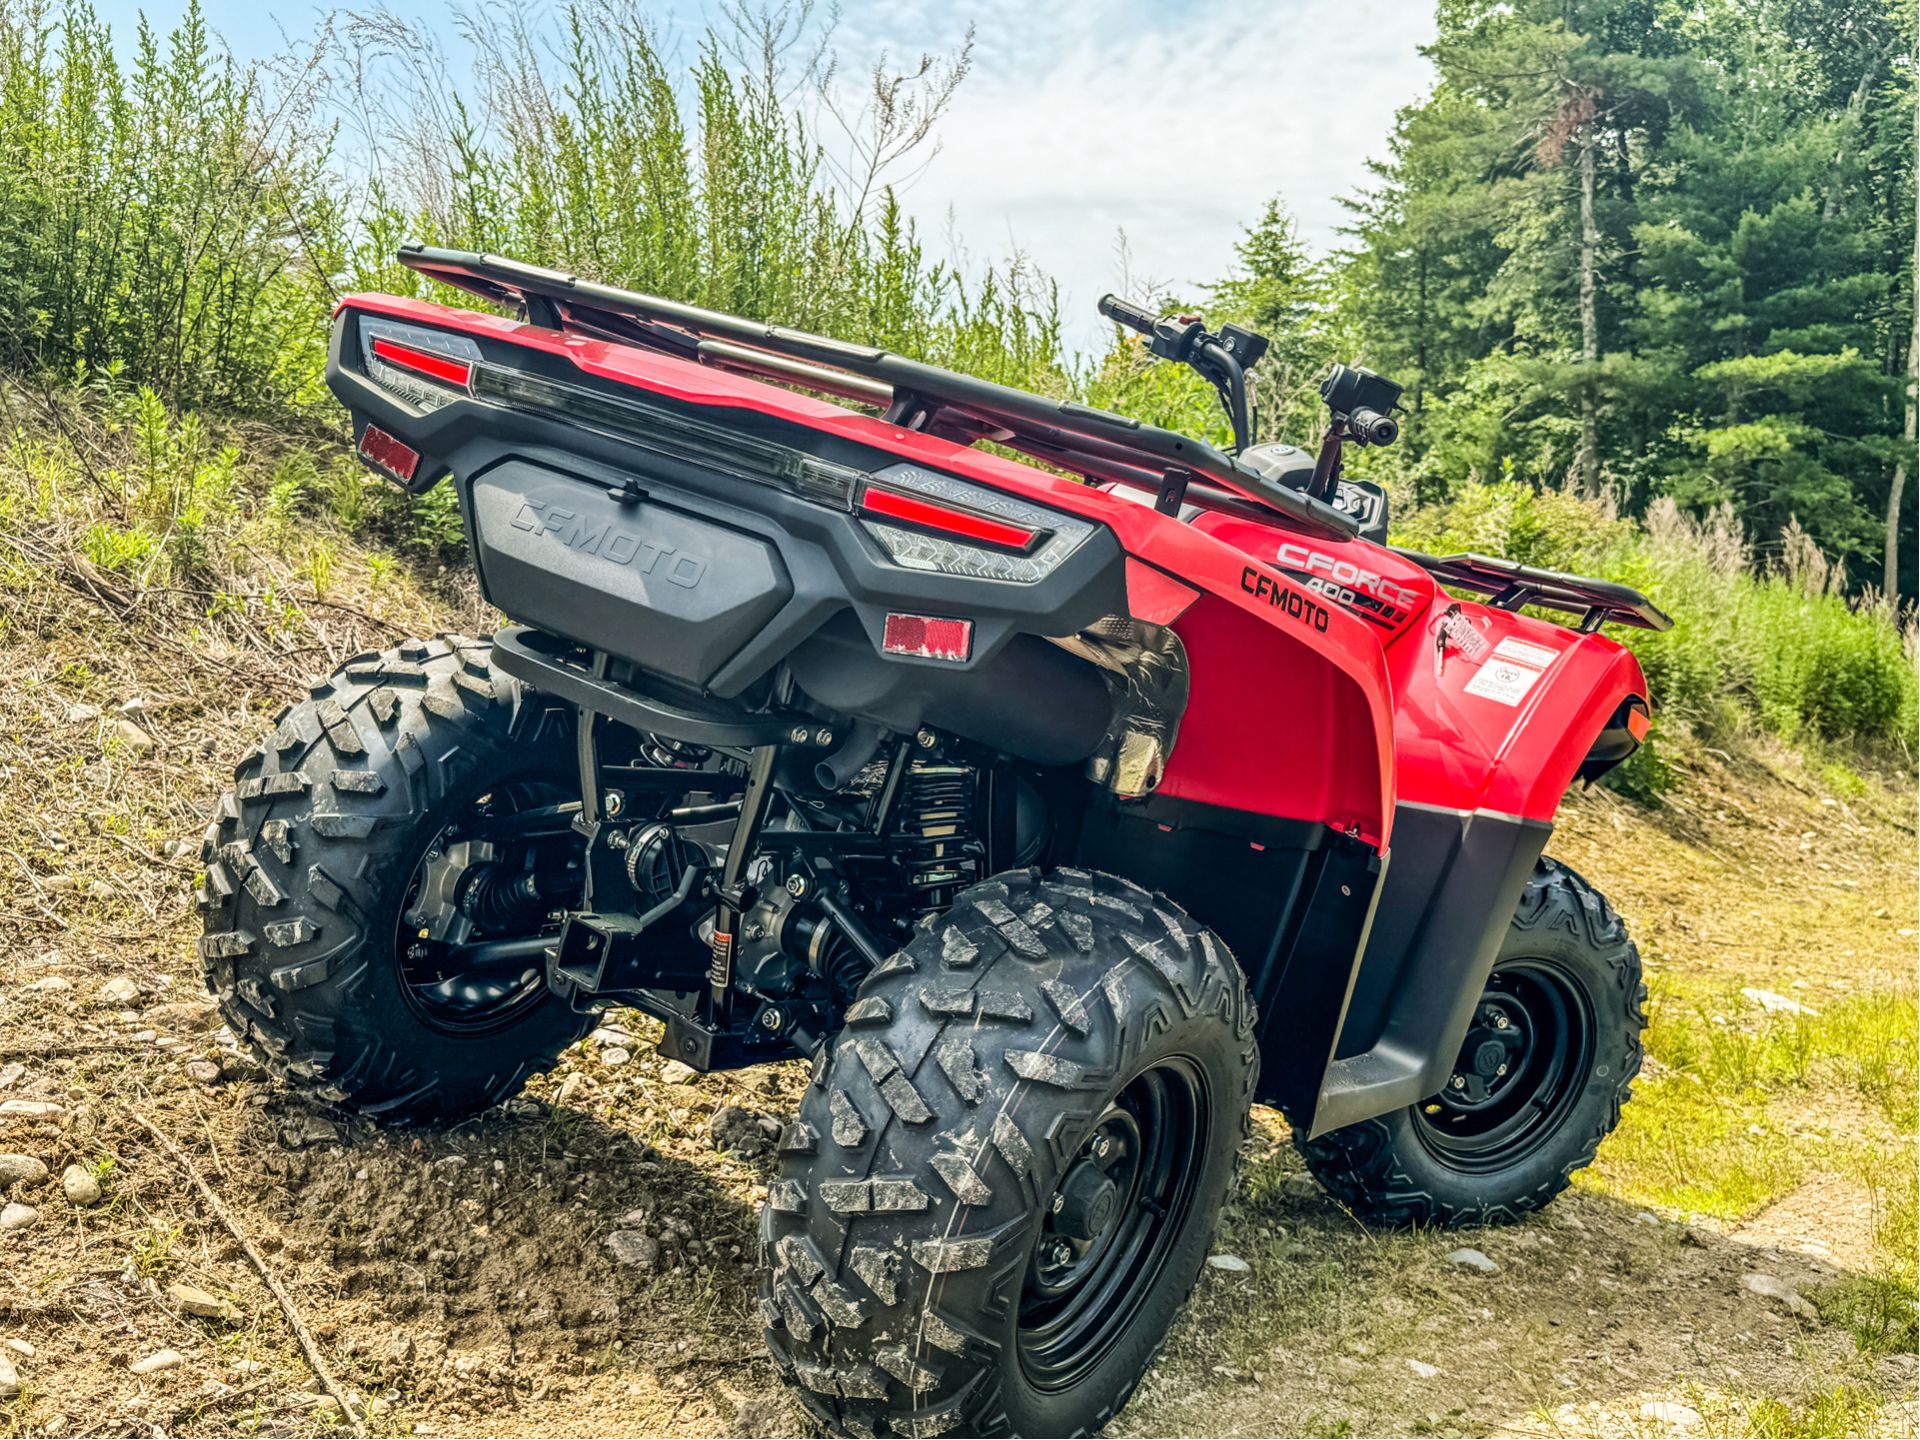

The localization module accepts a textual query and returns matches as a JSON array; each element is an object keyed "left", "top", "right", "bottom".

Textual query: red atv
[{"left": 201, "top": 249, "right": 1666, "bottom": 1437}]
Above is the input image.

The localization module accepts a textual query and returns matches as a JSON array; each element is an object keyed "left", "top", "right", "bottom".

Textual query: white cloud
[{"left": 826, "top": 0, "right": 1437, "bottom": 351}]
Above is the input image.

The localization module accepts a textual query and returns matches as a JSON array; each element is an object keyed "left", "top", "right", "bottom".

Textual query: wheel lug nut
[
  {"left": 1496, "top": 1064, "right": 1508, "bottom": 1076},
  {"left": 1451, "top": 1075, "right": 1466, "bottom": 1090},
  {"left": 1093, "top": 1137, "right": 1111, "bottom": 1159},
  {"left": 1051, "top": 1194, "right": 1064, "bottom": 1214},
  {"left": 1494, "top": 1015, "right": 1510, "bottom": 1030}
]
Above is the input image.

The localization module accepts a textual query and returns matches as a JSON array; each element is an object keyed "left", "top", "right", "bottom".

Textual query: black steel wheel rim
[
  {"left": 1016, "top": 1058, "right": 1210, "bottom": 1392},
  {"left": 1414, "top": 958, "right": 1594, "bottom": 1172},
  {"left": 394, "top": 777, "right": 579, "bottom": 1033}
]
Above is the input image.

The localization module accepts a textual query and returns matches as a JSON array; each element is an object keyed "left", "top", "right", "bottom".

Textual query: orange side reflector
[{"left": 1626, "top": 705, "right": 1652, "bottom": 741}]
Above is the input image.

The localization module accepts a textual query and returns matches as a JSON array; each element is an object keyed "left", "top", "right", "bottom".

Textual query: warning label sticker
[
  {"left": 1462, "top": 636, "right": 1560, "bottom": 706},
  {"left": 1464, "top": 659, "right": 1543, "bottom": 706},
  {"left": 1488, "top": 636, "right": 1560, "bottom": 669}
]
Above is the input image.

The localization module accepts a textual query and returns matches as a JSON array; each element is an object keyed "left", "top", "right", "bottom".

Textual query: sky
[{"left": 96, "top": 0, "right": 1437, "bottom": 352}]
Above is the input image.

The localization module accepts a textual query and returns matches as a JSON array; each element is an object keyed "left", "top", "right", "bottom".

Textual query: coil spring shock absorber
[{"left": 894, "top": 762, "right": 983, "bottom": 916}]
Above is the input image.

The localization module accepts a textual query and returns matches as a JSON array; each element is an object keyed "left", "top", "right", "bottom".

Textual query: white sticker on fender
[
  {"left": 1463, "top": 659, "right": 1543, "bottom": 705},
  {"left": 1462, "top": 635, "right": 1559, "bottom": 706},
  {"left": 1487, "top": 636, "right": 1560, "bottom": 669}
]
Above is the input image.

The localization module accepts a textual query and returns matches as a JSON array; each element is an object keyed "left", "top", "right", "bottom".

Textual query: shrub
[{"left": 1395, "top": 485, "right": 1918, "bottom": 760}]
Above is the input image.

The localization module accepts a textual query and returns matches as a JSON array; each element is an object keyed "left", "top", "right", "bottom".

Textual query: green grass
[
  {"left": 1587, "top": 1079, "right": 1808, "bottom": 1218},
  {"left": 1644, "top": 979, "right": 1919, "bottom": 1130},
  {"left": 1739, "top": 1383, "right": 1886, "bottom": 1438},
  {"left": 1588, "top": 974, "right": 1917, "bottom": 1219}
]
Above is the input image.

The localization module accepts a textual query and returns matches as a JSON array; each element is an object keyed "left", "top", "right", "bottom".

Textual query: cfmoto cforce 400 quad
[{"left": 200, "top": 249, "right": 1667, "bottom": 1438}]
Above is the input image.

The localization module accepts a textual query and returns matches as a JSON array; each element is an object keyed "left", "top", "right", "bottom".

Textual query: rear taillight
[
  {"left": 359, "top": 318, "right": 482, "bottom": 412},
  {"left": 856, "top": 465, "right": 1095, "bottom": 584},
  {"left": 858, "top": 484, "right": 1040, "bottom": 551},
  {"left": 882, "top": 613, "right": 973, "bottom": 662},
  {"left": 371, "top": 336, "right": 473, "bottom": 389}
]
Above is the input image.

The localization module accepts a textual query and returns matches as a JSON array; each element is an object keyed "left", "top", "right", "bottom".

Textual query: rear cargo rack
[
  {"left": 394, "top": 244, "right": 1360, "bottom": 544},
  {"left": 1394, "top": 549, "right": 1672, "bottom": 632}
]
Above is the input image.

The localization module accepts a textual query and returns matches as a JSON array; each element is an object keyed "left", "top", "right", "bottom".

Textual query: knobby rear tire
[
  {"left": 759, "top": 867, "right": 1258, "bottom": 1438},
  {"left": 198, "top": 634, "right": 595, "bottom": 1126}
]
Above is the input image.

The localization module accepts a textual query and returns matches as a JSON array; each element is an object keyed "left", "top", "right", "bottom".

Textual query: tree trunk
[
  {"left": 1888, "top": 108, "right": 1917, "bottom": 598},
  {"left": 1576, "top": 130, "right": 1601, "bottom": 496}
]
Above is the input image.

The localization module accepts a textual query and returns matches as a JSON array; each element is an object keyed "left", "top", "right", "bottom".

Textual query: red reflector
[
  {"left": 882, "top": 613, "right": 973, "bottom": 662},
  {"left": 1626, "top": 705, "right": 1652, "bottom": 741},
  {"left": 860, "top": 485, "right": 1038, "bottom": 550},
  {"left": 371, "top": 336, "right": 473, "bottom": 388},
  {"left": 358, "top": 424, "right": 420, "bottom": 483}
]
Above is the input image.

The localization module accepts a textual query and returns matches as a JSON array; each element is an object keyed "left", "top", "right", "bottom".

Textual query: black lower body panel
[
  {"left": 1067, "top": 794, "right": 1382, "bottom": 1120},
  {"left": 1309, "top": 803, "right": 1551, "bottom": 1136}
]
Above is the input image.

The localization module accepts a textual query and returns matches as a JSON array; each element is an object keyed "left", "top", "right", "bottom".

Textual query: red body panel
[
  {"left": 337, "top": 294, "right": 1648, "bottom": 847},
  {"left": 1187, "top": 515, "right": 1650, "bottom": 826}
]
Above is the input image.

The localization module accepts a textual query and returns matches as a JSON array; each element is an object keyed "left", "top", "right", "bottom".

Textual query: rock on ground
[
  {"left": 1641, "top": 1399, "right": 1705, "bottom": 1427},
  {"left": 280, "top": 1114, "right": 339, "bottom": 1148},
  {"left": 166, "top": 1283, "right": 232, "bottom": 1320},
  {"left": 1740, "top": 1271, "right": 1819, "bottom": 1319},
  {"left": 1446, "top": 1247, "right": 1498, "bottom": 1273},
  {"left": 60, "top": 1164, "right": 101, "bottom": 1207},
  {"left": 0, "top": 1202, "right": 38, "bottom": 1231},
  {"left": 605, "top": 1230, "right": 661, "bottom": 1268},
  {"left": 0, "top": 1099, "right": 64, "bottom": 1119},
  {"left": 708, "top": 1105, "right": 777, "bottom": 1158},
  {"left": 1740, "top": 986, "right": 1819, "bottom": 1016},
  {"left": 128, "top": 1348, "right": 184, "bottom": 1375},
  {"left": 0, "top": 1154, "right": 47, "bottom": 1188}
]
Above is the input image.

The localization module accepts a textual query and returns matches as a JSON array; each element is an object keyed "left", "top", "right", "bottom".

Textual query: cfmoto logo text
[
  {"left": 510, "top": 499, "right": 707, "bottom": 589},
  {"left": 1240, "top": 565, "right": 1330, "bottom": 632}
]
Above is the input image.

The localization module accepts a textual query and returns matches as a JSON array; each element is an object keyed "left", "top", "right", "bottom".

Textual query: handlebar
[{"left": 1098, "top": 293, "right": 1159, "bottom": 338}]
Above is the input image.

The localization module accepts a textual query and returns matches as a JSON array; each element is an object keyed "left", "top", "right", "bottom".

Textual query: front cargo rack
[
  {"left": 393, "top": 244, "right": 1360, "bottom": 545},
  {"left": 1394, "top": 549, "right": 1672, "bottom": 632}
]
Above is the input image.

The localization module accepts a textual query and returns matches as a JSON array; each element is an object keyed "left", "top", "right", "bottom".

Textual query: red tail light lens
[
  {"left": 860, "top": 484, "right": 1040, "bottom": 552},
  {"left": 358, "top": 318, "right": 483, "bottom": 413},
  {"left": 370, "top": 336, "right": 473, "bottom": 389},
  {"left": 856, "top": 464, "right": 1095, "bottom": 585},
  {"left": 358, "top": 424, "right": 421, "bottom": 483},
  {"left": 882, "top": 613, "right": 973, "bottom": 662}
]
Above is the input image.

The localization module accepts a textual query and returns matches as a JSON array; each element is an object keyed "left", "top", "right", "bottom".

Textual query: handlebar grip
[
  {"left": 1098, "top": 293, "right": 1159, "bottom": 337},
  {"left": 1350, "top": 407, "right": 1399, "bottom": 446}
]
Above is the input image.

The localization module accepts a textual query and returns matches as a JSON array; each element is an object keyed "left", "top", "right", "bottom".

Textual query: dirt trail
[{"left": 0, "top": 573, "right": 1913, "bottom": 1438}]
